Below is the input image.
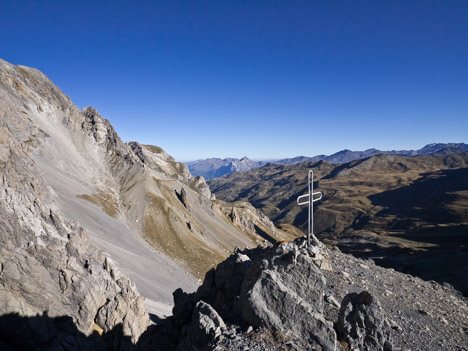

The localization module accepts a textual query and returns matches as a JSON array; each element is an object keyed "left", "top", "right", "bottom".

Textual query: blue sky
[{"left": 1, "top": 0, "right": 467, "bottom": 161}]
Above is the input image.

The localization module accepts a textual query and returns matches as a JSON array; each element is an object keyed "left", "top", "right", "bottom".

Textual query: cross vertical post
[{"left": 296, "top": 170, "right": 322, "bottom": 246}]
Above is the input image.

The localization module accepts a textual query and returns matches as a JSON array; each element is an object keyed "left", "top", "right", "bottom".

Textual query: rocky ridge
[{"left": 275, "top": 143, "right": 468, "bottom": 165}]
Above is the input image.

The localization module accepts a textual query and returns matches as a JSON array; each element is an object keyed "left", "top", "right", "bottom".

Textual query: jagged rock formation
[
  {"left": 146, "top": 237, "right": 467, "bottom": 351},
  {"left": 209, "top": 154, "right": 468, "bottom": 295},
  {"left": 220, "top": 201, "right": 292, "bottom": 245},
  {"left": 336, "top": 291, "right": 392, "bottom": 351},
  {"left": 130, "top": 142, "right": 213, "bottom": 199}
]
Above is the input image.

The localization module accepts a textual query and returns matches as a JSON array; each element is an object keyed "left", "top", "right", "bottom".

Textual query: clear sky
[{"left": 1, "top": 1, "right": 467, "bottom": 161}]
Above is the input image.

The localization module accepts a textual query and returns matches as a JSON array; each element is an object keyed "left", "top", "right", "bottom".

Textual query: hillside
[
  {"left": 209, "top": 154, "right": 468, "bottom": 294},
  {"left": 276, "top": 143, "right": 468, "bottom": 164}
]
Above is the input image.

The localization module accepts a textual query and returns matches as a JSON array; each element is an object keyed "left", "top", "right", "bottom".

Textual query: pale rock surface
[{"left": 0, "top": 95, "right": 148, "bottom": 348}]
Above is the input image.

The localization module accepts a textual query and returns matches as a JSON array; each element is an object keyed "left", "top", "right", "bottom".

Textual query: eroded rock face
[
  {"left": 129, "top": 141, "right": 213, "bottom": 199},
  {"left": 0, "top": 61, "right": 149, "bottom": 349},
  {"left": 179, "top": 301, "right": 226, "bottom": 350}
]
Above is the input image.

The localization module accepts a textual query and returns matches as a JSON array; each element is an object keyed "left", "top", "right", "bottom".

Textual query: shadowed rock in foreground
[{"left": 1, "top": 236, "right": 467, "bottom": 350}]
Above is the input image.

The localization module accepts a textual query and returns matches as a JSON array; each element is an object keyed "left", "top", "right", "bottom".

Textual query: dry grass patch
[{"left": 77, "top": 192, "right": 119, "bottom": 218}]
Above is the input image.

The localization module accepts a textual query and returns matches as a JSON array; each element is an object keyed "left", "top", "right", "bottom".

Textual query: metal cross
[{"left": 297, "top": 170, "right": 322, "bottom": 246}]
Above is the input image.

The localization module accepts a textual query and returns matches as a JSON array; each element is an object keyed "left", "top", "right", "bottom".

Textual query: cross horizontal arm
[{"left": 296, "top": 191, "right": 323, "bottom": 206}]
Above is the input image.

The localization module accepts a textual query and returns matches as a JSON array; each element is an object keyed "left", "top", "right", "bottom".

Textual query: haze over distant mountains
[
  {"left": 186, "top": 157, "right": 267, "bottom": 180},
  {"left": 186, "top": 143, "right": 468, "bottom": 180}
]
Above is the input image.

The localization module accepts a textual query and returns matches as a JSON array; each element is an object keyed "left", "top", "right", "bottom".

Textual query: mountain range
[
  {"left": 186, "top": 157, "right": 267, "bottom": 180},
  {"left": 186, "top": 143, "right": 468, "bottom": 180}
]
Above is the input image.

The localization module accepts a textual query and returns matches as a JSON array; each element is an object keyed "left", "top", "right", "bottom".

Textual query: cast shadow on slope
[
  {"left": 366, "top": 167, "right": 468, "bottom": 296},
  {"left": 369, "top": 167, "right": 468, "bottom": 224},
  {"left": 0, "top": 312, "right": 115, "bottom": 351},
  {"left": 0, "top": 312, "right": 164, "bottom": 351}
]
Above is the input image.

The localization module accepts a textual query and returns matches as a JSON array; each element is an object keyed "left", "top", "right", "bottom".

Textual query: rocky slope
[
  {"left": 0, "top": 66, "right": 149, "bottom": 348},
  {"left": 146, "top": 238, "right": 468, "bottom": 350},
  {"left": 209, "top": 154, "right": 468, "bottom": 295},
  {"left": 0, "top": 58, "right": 295, "bottom": 325}
]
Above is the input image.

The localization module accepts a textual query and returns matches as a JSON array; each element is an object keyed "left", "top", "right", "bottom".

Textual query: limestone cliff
[{"left": 0, "top": 65, "right": 149, "bottom": 347}]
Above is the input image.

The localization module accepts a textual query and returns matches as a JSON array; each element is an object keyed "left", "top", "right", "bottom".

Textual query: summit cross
[{"left": 296, "top": 170, "right": 322, "bottom": 246}]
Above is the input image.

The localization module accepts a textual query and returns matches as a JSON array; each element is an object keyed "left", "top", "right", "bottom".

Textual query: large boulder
[
  {"left": 239, "top": 242, "right": 336, "bottom": 351},
  {"left": 157, "top": 239, "right": 338, "bottom": 350},
  {"left": 336, "top": 291, "right": 392, "bottom": 351}
]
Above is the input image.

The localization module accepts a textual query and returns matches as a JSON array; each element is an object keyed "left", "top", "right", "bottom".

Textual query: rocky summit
[{"left": 145, "top": 238, "right": 467, "bottom": 351}]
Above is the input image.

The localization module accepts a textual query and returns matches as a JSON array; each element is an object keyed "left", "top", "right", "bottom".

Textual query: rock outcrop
[
  {"left": 145, "top": 240, "right": 338, "bottom": 350},
  {"left": 146, "top": 237, "right": 467, "bottom": 351},
  {"left": 130, "top": 141, "right": 213, "bottom": 199}
]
